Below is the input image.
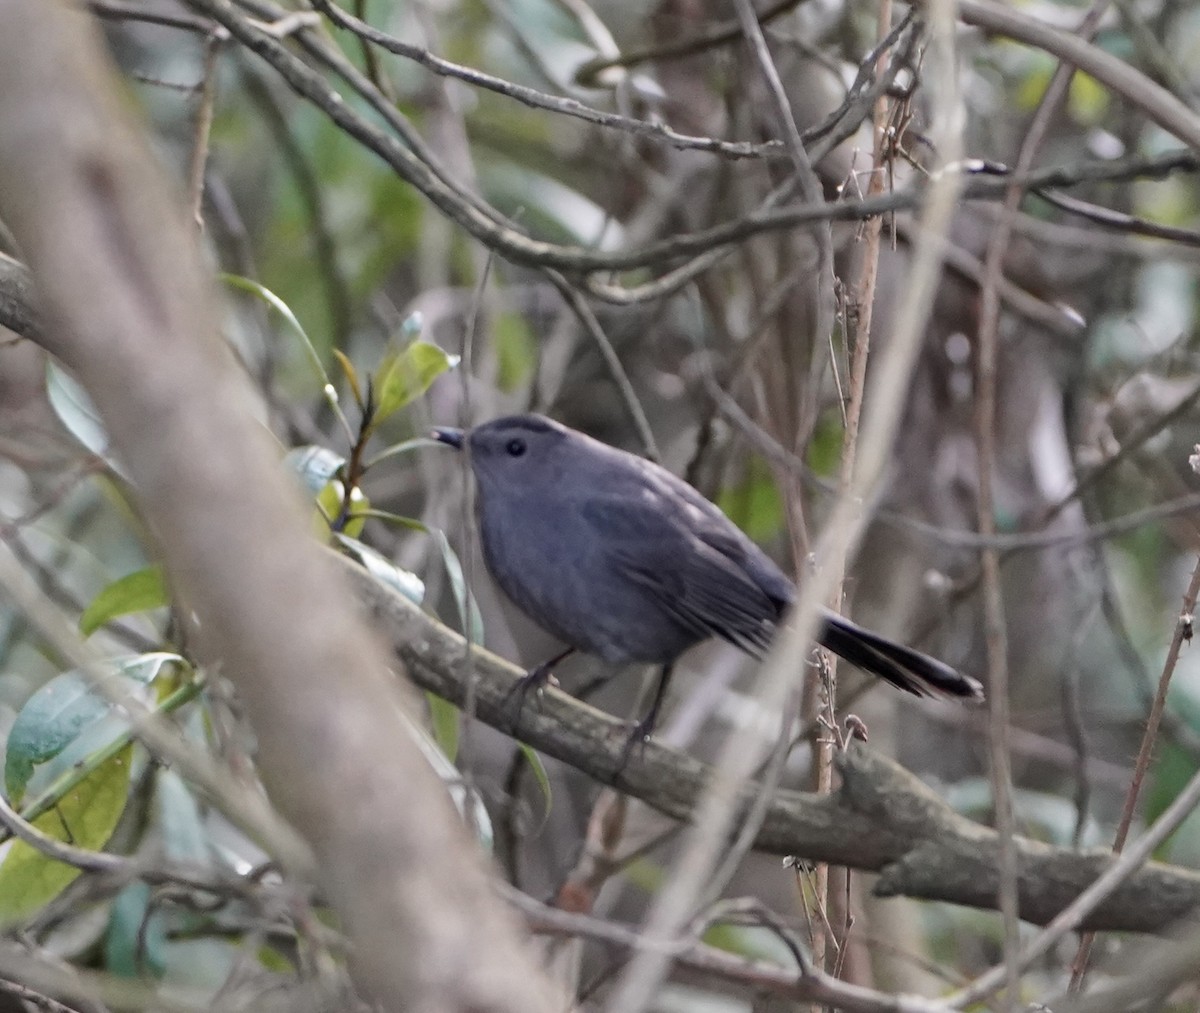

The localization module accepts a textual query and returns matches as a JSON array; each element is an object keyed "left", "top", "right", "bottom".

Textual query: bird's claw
[
  {"left": 502, "top": 664, "right": 557, "bottom": 727},
  {"left": 614, "top": 715, "right": 655, "bottom": 775}
]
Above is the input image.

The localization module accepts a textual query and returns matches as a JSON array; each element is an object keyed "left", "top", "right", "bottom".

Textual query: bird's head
[{"left": 431, "top": 414, "right": 575, "bottom": 497}]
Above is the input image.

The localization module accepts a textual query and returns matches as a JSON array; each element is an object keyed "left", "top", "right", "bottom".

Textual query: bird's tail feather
[{"left": 818, "top": 612, "right": 984, "bottom": 701}]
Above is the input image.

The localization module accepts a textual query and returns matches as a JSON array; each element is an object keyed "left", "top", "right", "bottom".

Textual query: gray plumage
[{"left": 434, "top": 414, "right": 983, "bottom": 706}]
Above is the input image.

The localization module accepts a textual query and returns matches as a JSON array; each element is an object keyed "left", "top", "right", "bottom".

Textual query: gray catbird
[{"left": 433, "top": 414, "right": 983, "bottom": 740}]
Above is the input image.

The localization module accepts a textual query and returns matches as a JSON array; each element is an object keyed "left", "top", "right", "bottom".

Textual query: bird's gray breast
[{"left": 476, "top": 487, "right": 699, "bottom": 664}]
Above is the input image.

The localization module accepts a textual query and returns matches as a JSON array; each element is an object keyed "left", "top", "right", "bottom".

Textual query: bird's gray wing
[
  {"left": 580, "top": 494, "right": 779, "bottom": 655},
  {"left": 628, "top": 458, "right": 796, "bottom": 608}
]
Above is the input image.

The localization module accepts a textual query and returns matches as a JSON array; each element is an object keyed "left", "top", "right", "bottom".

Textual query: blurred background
[{"left": 2, "top": 0, "right": 1200, "bottom": 1006}]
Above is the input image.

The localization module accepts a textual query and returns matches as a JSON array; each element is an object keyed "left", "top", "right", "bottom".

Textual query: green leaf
[
  {"left": 401, "top": 711, "right": 492, "bottom": 850},
  {"left": 45, "top": 361, "right": 128, "bottom": 479},
  {"left": 374, "top": 340, "right": 460, "bottom": 424},
  {"left": 332, "top": 349, "right": 365, "bottom": 408},
  {"left": 283, "top": 447, "right": 368, "bottom": 538},
  {"left": 45, "top": 361, "right": 107, "bottom": 458},
  {"left": 126, "top": 771, "right": 219, "bottom": 973},
  {"left": 316, "top": 481, "right": 369, "bottom": 538},
  {"left": 106, "top": 882, "right": 166, "bottom": 977},
  {"left": 366, "top": 436, "right": 443, "bottom": 470},
  {"left": 16, "top": 678, "right": 199, "bottom": 843},
  {"left": 284, "top": 445, "right": 346, "bottom": 495},
  {"left": 220, "top": 273, "right": 321, "bottom": 377},
  {"left": 5, "top": 654, "right": 178, "bottom": 803},
  {"left": 432, "top": 529, "right": 484, "bottom": 645},
  {"left": 518, "top": 743, "right": 552, "bottom": 825},
  {"left": 427, "top": 693, "right": 460, "bottom": 763},
  {"left": 154, "top": 768, "right": 213, "bottom": 866},
  {"left": 80, "top": 566, "right": 169, "bottom": 636},
  {"left": 0, "top": 745, "right": 134, "bottom": 923},
  {"left": 220, "top": 274, "right": 350, "bottom": 432},
  {"left": 334, "top": 534, "right": 425, "bottom": 604}
]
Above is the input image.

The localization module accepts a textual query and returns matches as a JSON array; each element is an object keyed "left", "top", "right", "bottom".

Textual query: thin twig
[
  {"left": 508, "top": 885, "right": 953, "bottom": 1013},
  {"left": 814, "top": 0, "right": 895, "bottom": 980},
  {"left": 726, "top": 0, "right": 838, "bottom": 980},
  {"left": 951, "top": 0, "right": 1200, "bottom": 149},
  {"left": 186, "top": 29, "right": 224, "bottom": 229},
  {"left": 1069, "top": 555, "right": 1200, "bottom": 989},
  {"left": 970, "top": 2, "right": 1114, "bottom": 996},
  {"left": 185, "top": 0, "right": 1200, "bottom": 297},
  {"left": 542, "top": 271, "right": 660, "bottom": 461},
  {"left": 311, "top": 0, "right": 782, "bottom": 161},
  {"left": 947, "top": 738, "right": 1200, "bottom": 1008},
  {"left": 572, "top": 0, "right": 810, "bottom": 85}
]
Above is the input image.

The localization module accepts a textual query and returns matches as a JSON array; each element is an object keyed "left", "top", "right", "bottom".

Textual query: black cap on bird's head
[
  {"left": 431, "top": 416, "right": 575, "bottom": 480},
  {"left": 433, "top": 416, "right": 592, "bottom": 509}
]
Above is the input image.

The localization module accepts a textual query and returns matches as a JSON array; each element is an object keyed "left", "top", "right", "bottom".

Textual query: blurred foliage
[{"left": 1, "top": 0, "right": 1200, "bottom": 1006}]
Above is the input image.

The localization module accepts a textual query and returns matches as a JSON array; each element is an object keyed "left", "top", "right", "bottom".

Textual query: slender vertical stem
[
  {"left": 971, "top": 2, "right": 1112, "bottom": 1002},
  {"left": 187, "top": 30, "right": 223, "bottom": 229},
  {"left": 814, "top": 0, "right": 894, "bottom": 987},
  {"left": 1070, "top": 555, "right": 1200, "bottom": 988}
]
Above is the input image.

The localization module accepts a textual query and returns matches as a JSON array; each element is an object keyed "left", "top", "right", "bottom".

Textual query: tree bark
[{"left": 0, "top": 4, "right": 562, "bottom": 1011}]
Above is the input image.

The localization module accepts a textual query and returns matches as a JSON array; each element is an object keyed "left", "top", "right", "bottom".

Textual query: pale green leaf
[
  {"left": 432, "top": 529, "right": 484, "bottom": 645},
  {"left": 519, "top": 743, "right": 552, "bottom": 823},
  {"left": 0, "top": 745, "right": 134, "bottom": 923},
  {"left": 6, "top": 654, "right": 178, "bottom": 803},
  {"left": 374, "top": 340, "right": 459, "bottom": 423},
  {"left": 334, "top": 534, "right": 425, "bottom": 604},
  {"left": 80, "top": 566, "right": 169, "bottom": 636},
  {"left": 427, "top": 692, "right": 460, "bottom": 763}
]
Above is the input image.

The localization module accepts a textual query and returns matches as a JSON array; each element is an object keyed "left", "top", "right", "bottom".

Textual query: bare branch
[
  {"left": 953, "top": 0, "right": 1200, "bottom": 148},
  {"left": 0, "top": 4, "right": 562, "bottom": 1010},
  {"left": 347, "top": 551, "right": 1200, "bottom": 934}
]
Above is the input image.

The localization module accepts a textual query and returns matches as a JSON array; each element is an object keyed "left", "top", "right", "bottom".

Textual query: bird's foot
[
  {"left": 615, "top": 713, "right": 657, "bottom": 775},
  {"left": 502, "top": 663, "right": 558, "bottom": 729}
]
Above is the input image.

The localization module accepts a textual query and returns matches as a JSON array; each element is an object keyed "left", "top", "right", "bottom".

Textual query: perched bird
[{"left": 433, "top": 414, "right": 983, "bottom": 741}]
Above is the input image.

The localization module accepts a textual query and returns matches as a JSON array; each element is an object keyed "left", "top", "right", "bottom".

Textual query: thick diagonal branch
[
  {"left": 347, "top": 553, "right": 1200, "bottom": 935},
  {"left": 0, "top": 4, "right": 560, "bottom": 1011}
]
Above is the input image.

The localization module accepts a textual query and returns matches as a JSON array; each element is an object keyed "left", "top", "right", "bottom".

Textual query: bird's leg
[
  {"left": 618, "top": 663, "right": 674, "bottom": 769},
  {"left": 503, "top": 646, "right": 575, "bottom": 725}
]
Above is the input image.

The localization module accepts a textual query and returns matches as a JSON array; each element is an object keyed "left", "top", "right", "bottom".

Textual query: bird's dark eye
[{"left": 506, "top": 438, "right": 527, "bottom": 457}]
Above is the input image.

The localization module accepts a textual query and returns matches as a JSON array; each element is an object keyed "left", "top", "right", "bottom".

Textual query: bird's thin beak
[{"left": 431, "top": 426, "right": 465, "bottom": 450}]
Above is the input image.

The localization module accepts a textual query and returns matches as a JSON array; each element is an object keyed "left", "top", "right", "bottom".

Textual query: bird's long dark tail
[{"left": 817, "top": 612, "right": 984, "bottom": 701}]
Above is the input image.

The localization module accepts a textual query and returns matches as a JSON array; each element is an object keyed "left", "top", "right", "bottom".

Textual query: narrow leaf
[
  {"left": 80, "top": 566, "right": 169, "bottom": 636},
  {"left": 432, "top": 529, "right": 484, "bottom": 645},
  {"left": 519, "top": 743, "right": 552, "bottom": 824},
  {"left": 220, "top": 274, "right": 352, "bottom": 434},
  {"left": 45, "top": 361, "right": 128, "bottom": 478},
  {"left": 332, "top": 349, "right": 365, "bottom": 408},
  {"left": 334, "top": 534, "right": 425, "bottom": 604},
  {"left": 427, "top": 693, "right": 460, "bottom": 763},
  {"left": 366, "top": 435, "right": 443, "bottom": 469}
]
